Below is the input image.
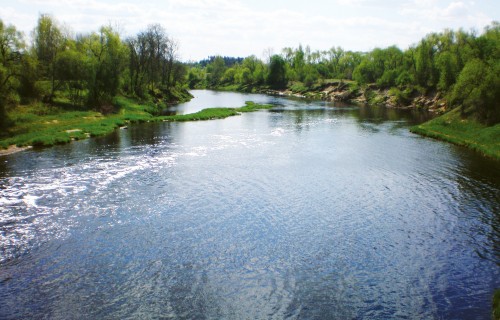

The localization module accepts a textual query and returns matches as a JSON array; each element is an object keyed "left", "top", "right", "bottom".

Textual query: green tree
[
  {"left": 325, "top": 46, "right": 345, "bottom": 79},
  {"left": 32, "top": 14, "right": 64, "bottom": 99},
  {"left": 206, "top": 56, "right": 225, "bottom": 87},
  {"left": 222, "top": 67, "right": 236, "bottom": 84},
  {"left": 338, "top": 51, "right": 362, "bottom": 80},
  {"left": 170, "top": 61, "right": 187, "bottom": 88},
  {"left": 353, "top": 56, "right": 375, "bottom": 84},
  {"left": 187, "top": 66, "right": 206, "bottom": 88},
  {"left": 415, "top": 38, "right": 437, "bottom": 88},
  {"left": 0, "top": 20, "right": 25, "bottom": 130},
  {"left": 292, "top": 45, "right": 306, "bottom": 81},
  {"left": 83, "top": 26, "right": 127, "bottom": 109},
  {"left": 267, "top": 54, "right": 286, "bottom": 88},
  {"left": 435, "top": 51, "right": 458, "bottom": 91},
  {"left": 241, "top": 55, "right": 266, "bottom": 85},
  {"left": 451, "top": 58, "right": 500, "bottom": 124},
  {"left": 55, "top": 49, "right": 87, "bottom": 106},
  {"left": 127, "top": 24, "right": 178, "bottom": 97}
]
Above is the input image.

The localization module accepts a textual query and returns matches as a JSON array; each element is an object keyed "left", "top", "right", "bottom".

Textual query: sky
[{"left": 1, "top": 0, "right": 498, "bottom": 61}]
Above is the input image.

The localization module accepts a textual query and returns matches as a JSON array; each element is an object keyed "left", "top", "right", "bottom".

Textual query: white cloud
[{"left": 1, "top": 0, "right": 497, "bottom": 60}]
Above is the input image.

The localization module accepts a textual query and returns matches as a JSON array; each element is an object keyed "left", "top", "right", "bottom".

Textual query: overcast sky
[{"left": 1, "top": 0, "right": 498, "bottom": 61}]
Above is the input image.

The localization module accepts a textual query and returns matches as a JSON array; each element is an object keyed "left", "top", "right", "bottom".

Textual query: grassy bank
[
  {"left": 0, "top": 98, "right": 273, "bottom": 149},
  {"left": 410, "top": 108, "right": 500, "bottom": 159},
  {"left": 494, "top": 289, "right": 500, "bottom": 320}
]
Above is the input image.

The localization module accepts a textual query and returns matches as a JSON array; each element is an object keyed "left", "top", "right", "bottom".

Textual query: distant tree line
[
  {"left": 0, "top": 14, "right": 187, "bottom": 130},
  {"left": 189, "top": 22, "right": 499, "bottom": 124},
  {"left": 196, "top": 56, "right": 244, "bottom": 68}
]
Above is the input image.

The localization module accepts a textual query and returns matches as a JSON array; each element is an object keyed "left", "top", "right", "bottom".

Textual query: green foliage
[
  {"left": 415, "top": 39, "right": 437, "bottom": 88},
  {"left": 289, "top": 82, "right": 308, "bottom": 93},
  {"left": 395, "top": 70, "right": 414, "bottom": 87},
  {"left": 17, "top": 54, "right": 39, "bottom": 103},
  {"left": 55, "top": 49, "right": 87, "bottom": 106},
  {"left": 451, "top": 58, "right": 500, "bottom": 124},
  {"left": 33, "top": 14, "right": 64, "bottom": 97},
  {"left": 388, "top": 87, "right": 412, "bottom": 105},
  {"left": 267, "top": 55, "right": 287, "bottom": 88},
  {"left": 237, "top": 101, "right": 273, "bottom": 112},
  {"left": 377, "top": 69, "right": 399, "bottom": 88},
  {"left": 353, "top": 58, "right": 376, "bottom": 84},
  {"left": 206, "top": 56, "right": 226, "bottom": 87},
  {"left": 83, "top": 26, "right": 128, "bottom": 109},
  {"left": 494, "top": 289, "right": 500, "bottom": 320},
  {"left": 435, "top": 51, "right": 459, "bottom": 91},
  {"left": 0, "top": 19, "right": 25, "bottom": 131},
  {"left": 187, "top": 67, "right": 206, "bottom": 88},
  {"left": 127, "top": 24, "right": 179, "bottom": 97}
]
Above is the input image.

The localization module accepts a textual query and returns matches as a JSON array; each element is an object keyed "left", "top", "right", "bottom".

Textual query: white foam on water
[
  {"left": 22, "top": 195, "right": 39, "bottom": 208},
  {"left": 271, "top": 128, "right": 285, "bottom": 137}
]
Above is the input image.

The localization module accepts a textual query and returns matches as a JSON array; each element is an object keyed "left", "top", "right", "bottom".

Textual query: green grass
[
  {"left": 160, "top": 101, "right": 273, "bottom": 122},
  {"left": 163, "top": 108, "right": 240, "bottom": 121},
  {"left": 0, "top": 99, "right": 273, "bottom": 149},
  {"left": 410, "top": 108, "right": 500, "bottom": 159},
  {"left": 494, "top": 289, "right": 500, "bottom": 320}
]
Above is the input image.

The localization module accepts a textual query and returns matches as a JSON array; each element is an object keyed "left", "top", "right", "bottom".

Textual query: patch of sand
[{"left": 0, "top": 145, "right": 32, "bottom": 156}]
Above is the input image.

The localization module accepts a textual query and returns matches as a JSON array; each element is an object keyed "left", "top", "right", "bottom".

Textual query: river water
[{"left": 0, "top": 90, "right": 499, "bottom": 319}]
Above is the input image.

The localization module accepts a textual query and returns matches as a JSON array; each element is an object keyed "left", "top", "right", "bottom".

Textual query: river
[{"left": 1, "top": 90, "right": 499, "bottom": 319}]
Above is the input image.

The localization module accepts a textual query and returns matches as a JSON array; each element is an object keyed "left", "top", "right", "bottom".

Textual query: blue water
[{"left": 1, "top": 91, "right": 499, "bottom": 319}]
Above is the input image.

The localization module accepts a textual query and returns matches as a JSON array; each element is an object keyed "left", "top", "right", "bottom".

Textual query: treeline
[
  {"left": 196, "top": 56, "right": 244, "bottom": 68},
  {"left": 0, "top": 14, "right": 188, "bottom": 131},
  {"left": 189, "top": 22, "right": 499, "bottom": 124}
]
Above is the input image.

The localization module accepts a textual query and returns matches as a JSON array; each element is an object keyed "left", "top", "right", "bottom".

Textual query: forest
[
  {"left": 189, "top": 22, "right": 499, "bottom": 125},
  {"left": 0, "top": 14, "right": 499, "bottom": 141}
]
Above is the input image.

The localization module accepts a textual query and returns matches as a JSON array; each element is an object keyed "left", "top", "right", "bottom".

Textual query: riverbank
[
  {"left": 410, "top": 108, "right": 500, "bottom": 159},
  {"left": 0, "top": 145, "right": 33, "bottom": 156},
  {"left": 494, "top": 289, "right": 500, "bottom": 320},
  {"left": 0, "top": 98, "right": 273, "bottom": 153},
  {"left": 256, "top": 80, "right": 447, "bottom": 114}
]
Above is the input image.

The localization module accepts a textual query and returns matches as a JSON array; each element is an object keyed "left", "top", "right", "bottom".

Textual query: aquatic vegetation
[{"left": 0, "top": 99, "right": 273, "bottom": 149}]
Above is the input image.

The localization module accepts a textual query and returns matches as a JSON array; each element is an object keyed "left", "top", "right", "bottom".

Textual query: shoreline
[
  {"left": 0, "top": 145, "right": 33, "bottom": 157},
  {"left": 410, "top": 109, "right": 500, "bottom": 160}
]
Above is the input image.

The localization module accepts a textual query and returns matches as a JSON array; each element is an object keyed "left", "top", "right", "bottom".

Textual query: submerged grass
[
  {"left": 410, "top": 108, "right": 500, "bottom": 159},
  {"left": 0, "top": 99, "right": 273, "bottom": 149}
]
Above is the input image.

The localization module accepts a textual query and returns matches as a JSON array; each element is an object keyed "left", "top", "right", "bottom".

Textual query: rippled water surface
[{"left": 1, "top": 90, "right": 499, "bottom": 319}]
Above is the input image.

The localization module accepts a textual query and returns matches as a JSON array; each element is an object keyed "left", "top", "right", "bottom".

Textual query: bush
[
  {"left": 377, "top": 70, "right": 399, "bottom": 88},
  {"left": 388, "top": 87, "right": 411, "bottom": 105}
]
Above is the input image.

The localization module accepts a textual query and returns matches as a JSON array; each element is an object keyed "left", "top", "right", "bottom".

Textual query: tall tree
[
  {"left": 415, "top": 38, "right": 436, "bottom": 88},
  {"left": 82, "top": 26, "right": 127, "bottom": 109},
  {"left": 267, "top": 54, "right": 287, "bottom": 88},
  {"left": 55, "top": 48, "right": 87, "bottom": 106},
  {"left": 32, "top": 14, "right": 63, "bottom": 99},
  {"left": 451, "top": 58, "right": 500, "bottom": 124},
  {"left": 207, "top": 56, "right": 225, "bottom": 87},
  {"left": 0, "top": 19, "right": 25, "bottom": 130},
  {"left": 127, "top": 24, "right": 178, "bottom": 96}
]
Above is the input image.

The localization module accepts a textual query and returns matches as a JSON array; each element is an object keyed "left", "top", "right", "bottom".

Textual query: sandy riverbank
[{"left": 0, "top": 145, "right": 32, "bottom": 157}]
